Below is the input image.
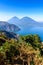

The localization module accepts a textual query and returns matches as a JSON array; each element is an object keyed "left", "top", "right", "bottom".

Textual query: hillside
[
  {"left": 0, "top": 21, "right": 20, "bottom": 33},
  {"left": 0, "top": 31, "right": 19, "bottom": 39},
  {"left": 0, "top": 32, "right": 43, "bottom": 65}
]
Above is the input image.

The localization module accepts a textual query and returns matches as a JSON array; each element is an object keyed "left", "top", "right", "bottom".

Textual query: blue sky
[{"left": 0, "top": 0, "right": 43, "bottom": 21}]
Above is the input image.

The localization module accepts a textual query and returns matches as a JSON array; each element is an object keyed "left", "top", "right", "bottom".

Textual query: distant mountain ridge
[
  {"left": 8, "top": 16, "right": 43, "bottom": 29},
  {"left": 0, "top": 21, "right": 20, "bottom": 33},
  {"left": 8, "top": 16, "right": 20, "bottom": 27}
]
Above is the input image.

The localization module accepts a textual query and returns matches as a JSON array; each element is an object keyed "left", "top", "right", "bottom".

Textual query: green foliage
[
  {"left": 0, "top": 33, "right": 43, "bottom": 65},
  {"left": 39, "top": 46, "right": 43, "bottom": 56},
  {"left": 20, "top": 34, "right": 41, "bottom": 49}
]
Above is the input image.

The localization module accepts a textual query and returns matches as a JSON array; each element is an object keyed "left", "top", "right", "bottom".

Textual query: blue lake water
[{"left": 17, "top": 27, "right": 43, "bottom": 41}]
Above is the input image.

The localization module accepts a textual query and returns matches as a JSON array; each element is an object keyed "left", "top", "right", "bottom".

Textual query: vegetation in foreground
[{"left": 0, "top": 32, "right": 43, "bottom": 65}]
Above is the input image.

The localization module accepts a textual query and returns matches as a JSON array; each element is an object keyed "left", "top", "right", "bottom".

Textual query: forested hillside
[{"left": 0, "top": 32, "right": 43, "bottom": 65}]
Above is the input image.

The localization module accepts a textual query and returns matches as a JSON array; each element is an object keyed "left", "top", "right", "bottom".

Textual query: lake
[{"left": 17, "top": 27, "right": 43, "bottom": 41}]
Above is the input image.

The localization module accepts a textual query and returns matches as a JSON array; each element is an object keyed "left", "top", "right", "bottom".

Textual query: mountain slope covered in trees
[{"left": 0, "top": 31, "right": 43, "bottom": 65}]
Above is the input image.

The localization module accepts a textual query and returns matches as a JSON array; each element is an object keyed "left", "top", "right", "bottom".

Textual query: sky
[{"left": 0, "top": 0, "right": 43, "bottom": 22}]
